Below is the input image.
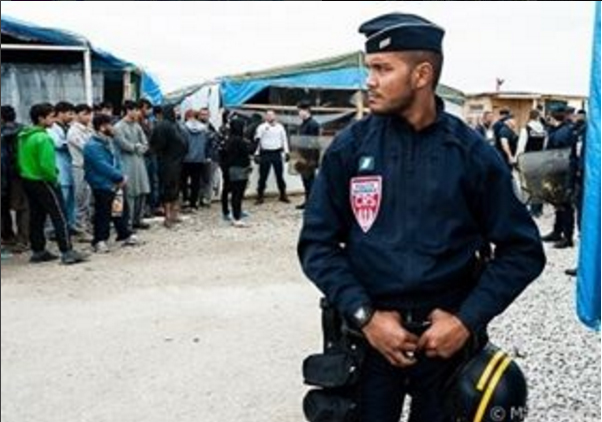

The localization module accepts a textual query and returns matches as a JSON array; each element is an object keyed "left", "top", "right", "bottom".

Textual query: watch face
[{"left": 354, "top": 307, "right": 370, "bottom": 326}]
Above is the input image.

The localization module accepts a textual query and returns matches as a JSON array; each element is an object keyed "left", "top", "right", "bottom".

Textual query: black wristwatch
[{"left": 352, "top": 305, "right": 375, "bottom": 330}]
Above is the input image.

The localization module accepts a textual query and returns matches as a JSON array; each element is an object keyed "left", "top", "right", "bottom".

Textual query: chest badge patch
[{"left": 350, "top": 176, "right": 383, "bottom": 233}]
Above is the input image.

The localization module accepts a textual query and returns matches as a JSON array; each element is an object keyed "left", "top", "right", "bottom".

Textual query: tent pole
[
  {"left": 83, "top": 48, "right": 93, "bottom": 106},
  {"left": 123, "top": 71, "right": 132, "bottom": 100},
  {"left": 355, "top": 90, "right": 365, "bottom": 120},
  {"left": 356, "top": 51, "right": 365, "bottom": 120}
]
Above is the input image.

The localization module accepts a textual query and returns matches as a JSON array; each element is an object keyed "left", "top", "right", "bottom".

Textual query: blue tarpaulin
[
  {"left": 577, "top": 1, "right": 601, "bottom": 331},
  {"left": 141, "top": 73, "right": 164, "bottom": 105},
  {"left": 1, "top": 15, "right": 85, "bottom": 46},
  {"left": 1, "top": 16, "right": 134, "bottom": 72},
  {"left": 222, "top": 67, "right": 367, "bottom": 107}
]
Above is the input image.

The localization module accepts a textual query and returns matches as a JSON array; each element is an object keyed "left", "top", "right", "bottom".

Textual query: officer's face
[{"left": 365, "top": 53, "right": 416, "bottom": 115}]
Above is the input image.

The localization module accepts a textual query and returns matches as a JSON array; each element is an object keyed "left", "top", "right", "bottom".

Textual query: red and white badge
[{"left": 350, "top": 176, "right": 382, "bottom": 233}]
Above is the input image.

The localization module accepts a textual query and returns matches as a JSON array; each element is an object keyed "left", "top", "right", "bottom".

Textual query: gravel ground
[{"left": 1, "top": 200, "right": 599, "bottom": 422}]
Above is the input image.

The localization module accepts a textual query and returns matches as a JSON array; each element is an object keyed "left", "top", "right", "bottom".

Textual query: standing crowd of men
[{"left": 1, "top": 99, "right": 322, "bottom": 263}]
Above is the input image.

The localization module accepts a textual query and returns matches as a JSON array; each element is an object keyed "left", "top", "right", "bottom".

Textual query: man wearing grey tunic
[{"left": 114, "top": 101, "right": 151, "bottom": 230}]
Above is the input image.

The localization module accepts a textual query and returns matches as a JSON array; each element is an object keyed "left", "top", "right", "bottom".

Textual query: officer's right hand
[{"left": 362, "top": 311, "right": 419, "bottom": 368}]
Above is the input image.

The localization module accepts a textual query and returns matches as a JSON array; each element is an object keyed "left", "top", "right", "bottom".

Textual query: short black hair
[
  {"left": 75, "top": 104, "right": 93, "bottom": 114},
  {"left": 100, "top": 101, "right": 114, "bottom": 110},
  {"left": 153, "top": 105, "right": 163, "bottom": 115},
  {"left": 405, "top": 51, "right": 444, "bottom": 89},
  {"left": 138, "top": 99, "right": 153, "bottom": 110},
  {"left": 93, "top": 113, "right": 113, "bottom": 132},
  {"left": 122, "top": 100, "right": 139, "bottom": 112},
  {"left": 54, "top": 101, "right": 75, "bottom": 114},
  {"left": 499, "top": 108, "right": 512, "bottom": 117},
  {"left": 297, "top": 101, "right": 312, "bottom": 112},
  {"left": 30, "top": 103, "right": 55, "bottom": 125},
  {"left": 529, "top": 109, "right": 541, "bottom": 120},
  {"left": 1, "top": 105, "right": 17, "bottom": 123}
]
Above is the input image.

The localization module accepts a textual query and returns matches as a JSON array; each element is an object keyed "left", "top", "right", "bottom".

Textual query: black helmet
[{"left": 445, "top": 344, "right": 528, "bottom": 422}]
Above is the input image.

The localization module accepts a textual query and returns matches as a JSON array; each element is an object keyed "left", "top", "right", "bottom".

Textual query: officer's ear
[{"left": 412, "top": 61, "right": 435, "bottom": 91}]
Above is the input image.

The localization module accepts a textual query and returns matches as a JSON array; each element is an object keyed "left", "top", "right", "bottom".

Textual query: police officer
[
  {"left": 296, "top": 102, "right": 321, "bottom": 210},
  {"left": 566, "top": 110, "right": 587, "bottom": 277},
  {"left": 298, "top": 13, "right": 546, "bottom": 422},
  {"left": 542, "top": 105, "right": 579, "bottom": 249}
]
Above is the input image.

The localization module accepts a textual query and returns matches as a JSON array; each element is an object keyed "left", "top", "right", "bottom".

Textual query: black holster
[{"left": 302, "top": 299, "right": 365, "bottom": 422}]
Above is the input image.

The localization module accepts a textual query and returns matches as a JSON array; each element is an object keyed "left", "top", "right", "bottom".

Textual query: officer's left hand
[{"left": 417, "top": 309, "right": 471, "bottom": 360}]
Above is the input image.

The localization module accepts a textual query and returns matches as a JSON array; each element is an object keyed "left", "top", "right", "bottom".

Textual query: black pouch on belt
[
  {"left": 303, "top": 389, "right": 359, "bottom": 422},
  {"left": 302, "top": 299, "right": 365, "bottom": 422}
]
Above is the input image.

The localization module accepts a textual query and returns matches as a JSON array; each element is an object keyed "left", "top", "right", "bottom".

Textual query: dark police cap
[
  {"left": 359, "top": 13, "right": 445, "bottom": 54},
  {"left": 550, "top": 104, "right": 573, "bottom": 114}
]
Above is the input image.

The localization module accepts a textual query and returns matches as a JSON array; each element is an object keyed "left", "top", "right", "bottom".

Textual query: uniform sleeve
[
  {"left": 298, "top": 144, "right": 372, "bottom": 319},
  {"left": 457, "top": 144, "right": 546, "bottom": 333}
]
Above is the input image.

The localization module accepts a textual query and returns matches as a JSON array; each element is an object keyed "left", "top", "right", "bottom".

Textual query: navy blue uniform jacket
[{"left": 298, "top": 104, "right": 546, "bottom": 333}]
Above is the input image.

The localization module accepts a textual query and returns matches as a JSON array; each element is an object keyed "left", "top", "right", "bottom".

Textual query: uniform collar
[{"left": 389, "top": 96, "right": 446, "bottom": 134}]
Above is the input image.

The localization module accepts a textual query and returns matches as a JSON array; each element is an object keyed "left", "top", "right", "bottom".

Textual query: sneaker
[
  {"left": 30, "top": 250, "right": 59, "bottom": 264},
  {"left": 61, "top": 250, "right": 88, "bottom": 266},
  {"left": 133, "top": 222, "right": 151, "bottom": 230},
  {"left": 541, "top": 232, "right": 562, "bottom": 243},
  {"left": 232, "top": 220, "right": 249, "bottom": 228},
  {"left": 565, "top": 268, "right": 578, "bottom": 277},
  {"left": 222, "top": 213, "right": 233, "bottom": 222},
  {"left": 279, "top": 195, "right": 291, "bottom": 204},
  {"left": 75, "top": 233, "right": 94, "bottom": 244},
  {"left": 241, "top": 211, "right": 251, "bottom": 219},
  {"left": 553, "top": 238, "right": 574, "bottom": 249},
  {"left": 122, "top": 235, "right": 140, "bottom": 247},
  {"left": 296, "top": 203, "right": 306, "bottom": 210},
  {"left": 94, "top": 242, "right": 110, "bottom": 254}
]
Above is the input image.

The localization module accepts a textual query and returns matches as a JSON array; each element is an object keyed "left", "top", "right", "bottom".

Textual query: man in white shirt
[{"left": 254, "top": 110, "right": 290, "bottom": 204}]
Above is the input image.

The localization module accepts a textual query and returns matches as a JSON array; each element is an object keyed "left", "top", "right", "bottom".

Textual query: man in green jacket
[{"left": 18, "top": 103, "right": 86, "bottom": 265}]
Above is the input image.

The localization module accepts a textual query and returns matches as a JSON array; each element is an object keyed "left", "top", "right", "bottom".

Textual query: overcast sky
[{"left": 2, "top": 1, "right": 597, "bottom": 96}]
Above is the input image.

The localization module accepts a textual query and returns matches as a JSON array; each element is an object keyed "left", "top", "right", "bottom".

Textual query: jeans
[{"left": 92, "top": 189, "right": 132, "bottom": 245}]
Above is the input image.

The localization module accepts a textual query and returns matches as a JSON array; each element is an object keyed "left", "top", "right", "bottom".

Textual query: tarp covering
[
  {"left": 141, "top": 73, "right": 164, "bottom": 105},
  {"left": 2, "top": 15, "right": 163, "bottom": 106},
  {"left": 1, "top": 63, "right": 104, "bottom": 122},
  {"left": 577, "top": 1, "right": 601, "bottom": 331},
  {"left": 1, "top": 16, "right": 135, "bottom": 72},
  {"left": 220, "top": 51, "right": 466, "bottom": 108},
  {"left": 1, "top": 15, "right": 85, "bottom": 47}
]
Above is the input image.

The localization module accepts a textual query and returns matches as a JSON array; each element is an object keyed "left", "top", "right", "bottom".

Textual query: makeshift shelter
[
  {"left": 577, "top": 1, "right": 600, "bottom": 331},
  {"left": 1, "top": 16, "right": 162, "bottom": 121},
  {"left": 166, "top": 51, "right": 466, "bottom": 130},
  {"left": 166, "top": 52, "right": 466, "bottom": 197}
]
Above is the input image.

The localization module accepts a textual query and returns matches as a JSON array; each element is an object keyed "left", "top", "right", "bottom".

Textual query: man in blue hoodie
[{"left": 84, "top": 114, "right": 138, "bottom": 254}]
